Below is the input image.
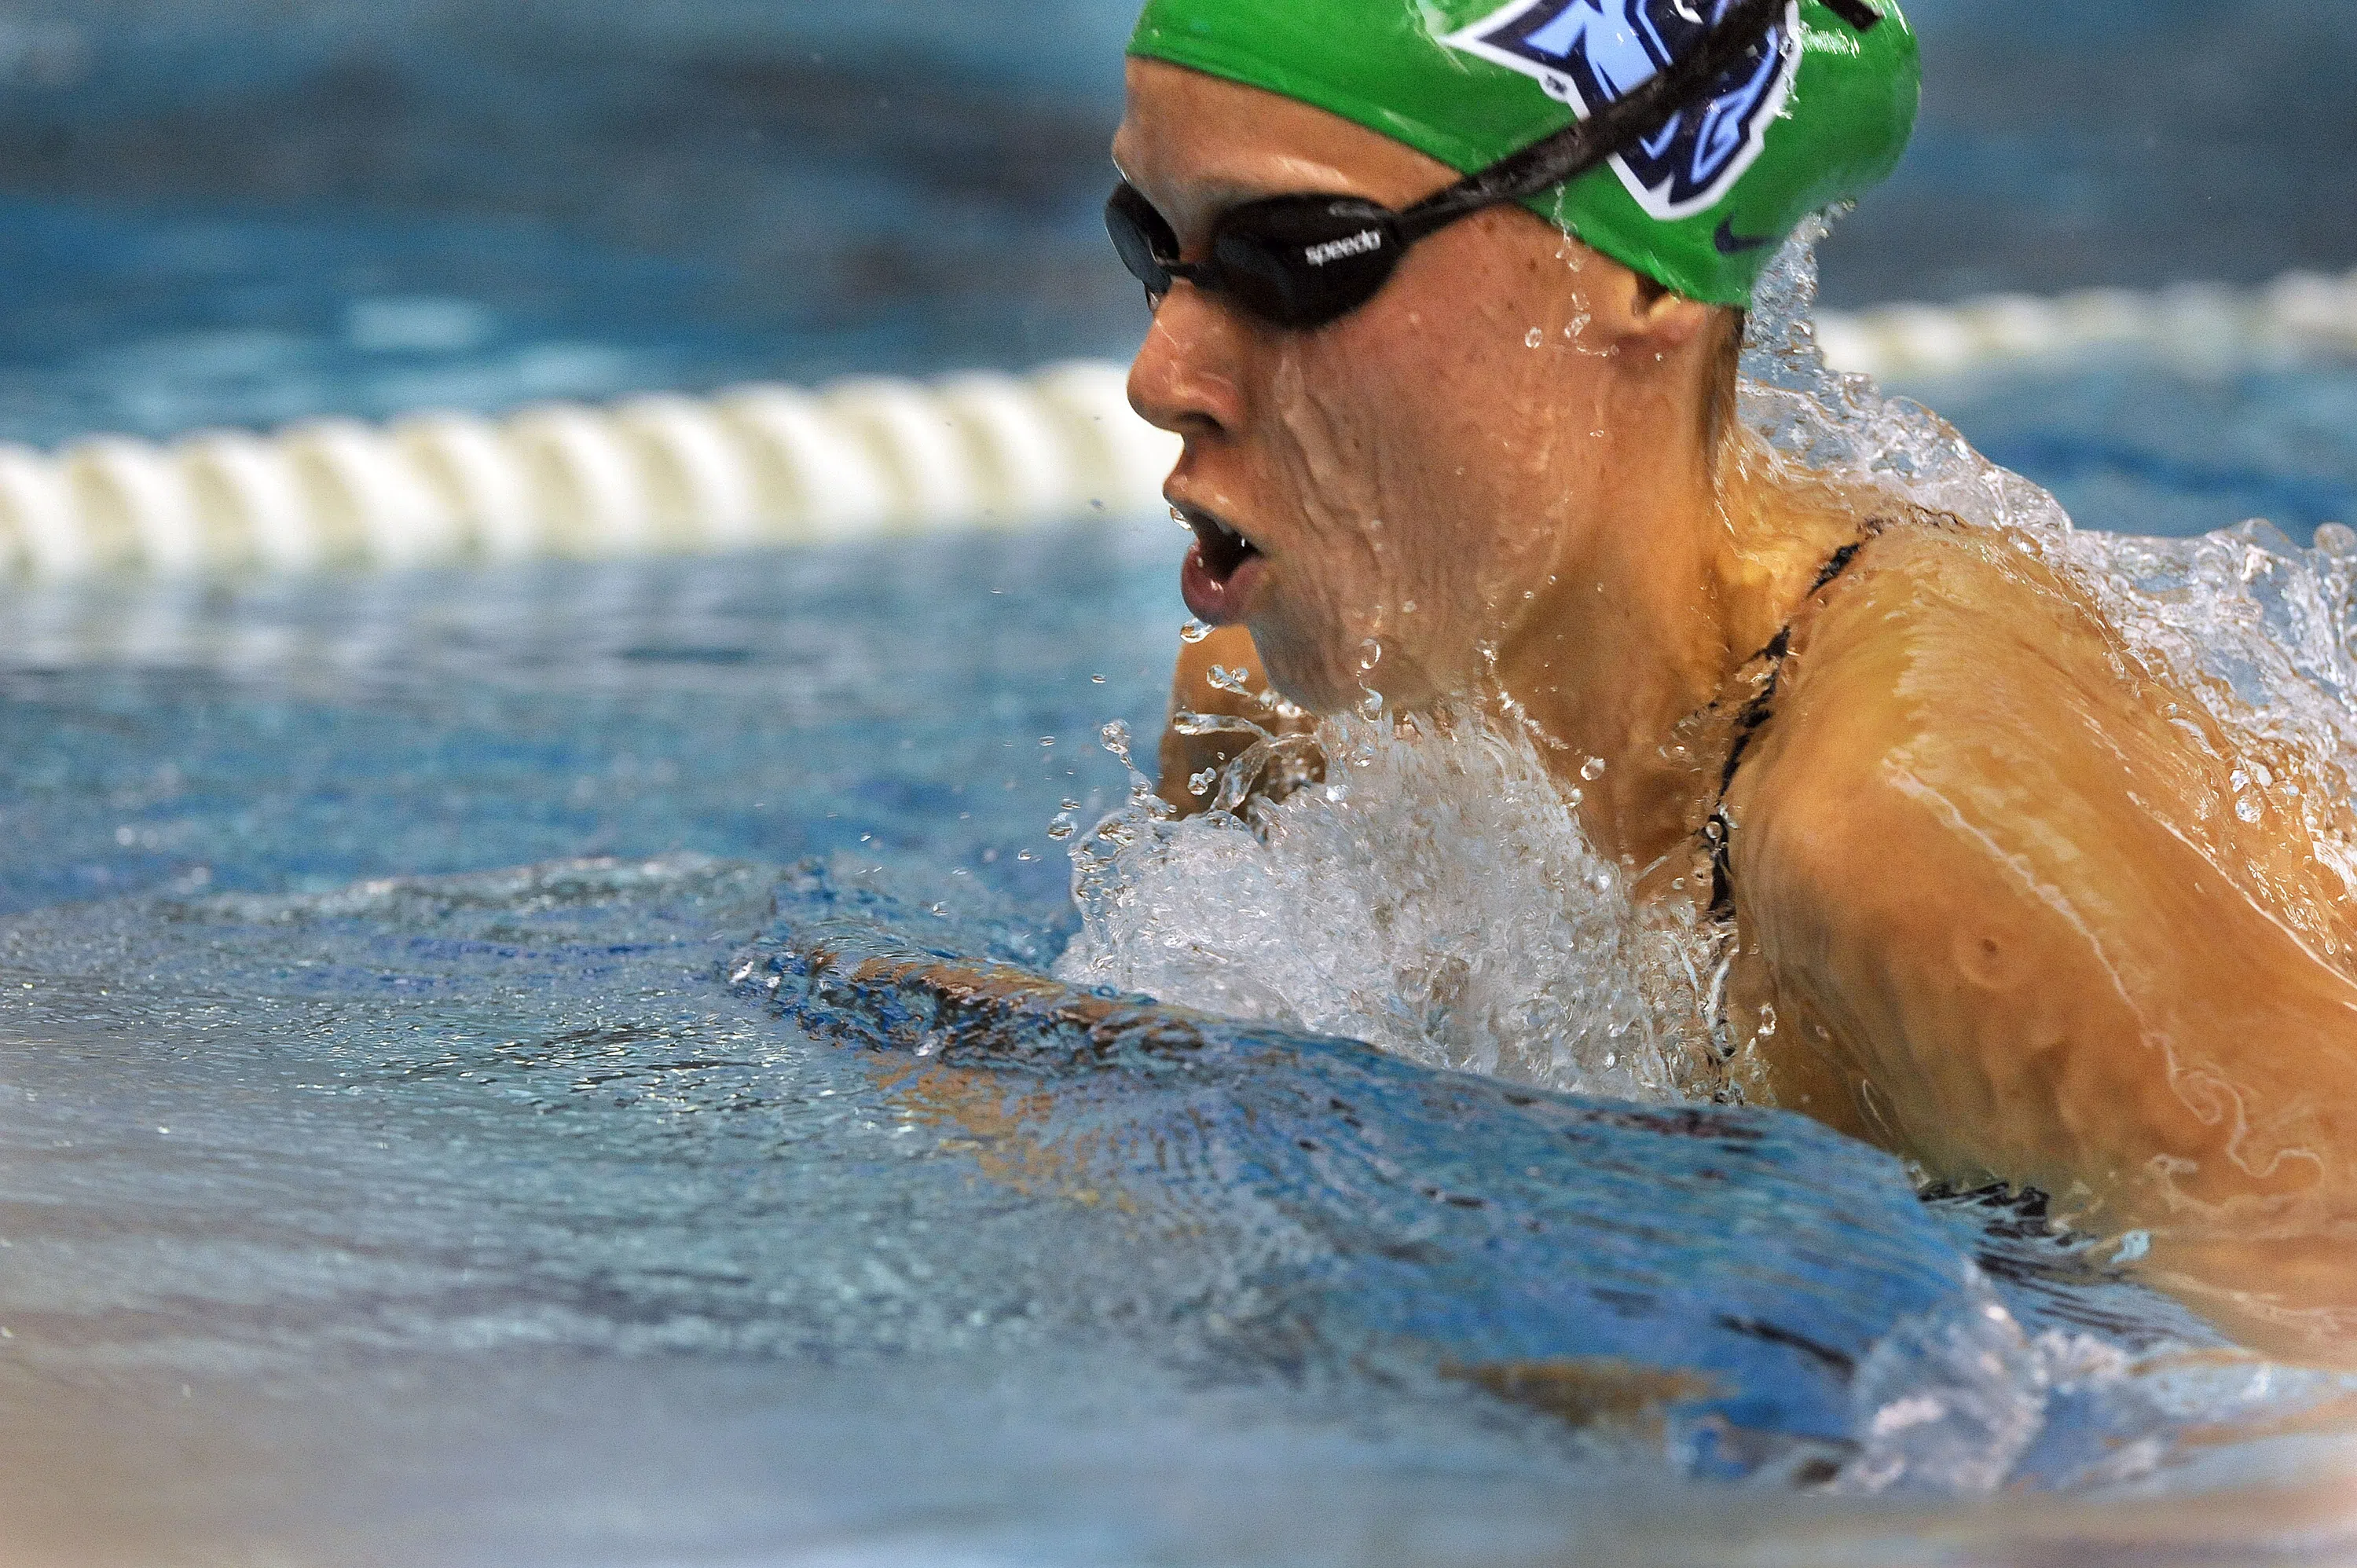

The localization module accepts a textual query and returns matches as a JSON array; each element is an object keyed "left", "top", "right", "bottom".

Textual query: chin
[
  {"left": 1258, "top": 632, "right": 1446, "bottom": 718},
  {"left": 1250, "top": 629, "right": 1356, "bottom": 716}
]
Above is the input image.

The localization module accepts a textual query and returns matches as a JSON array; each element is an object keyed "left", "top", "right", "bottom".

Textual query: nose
[{"left": 1126, "top": 285, "right": 1248, "bottom": 442}]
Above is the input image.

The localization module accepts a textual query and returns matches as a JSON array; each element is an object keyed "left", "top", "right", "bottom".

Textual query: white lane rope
[
  {"left": 0, "top": 270, "right": 2350, "bottom": 580},
  {"left": 1814, "top": 268, "right": 2357, "bottom": 383},
  {"left": 0, "top": 359, "right": 1171, "bottom": 580}
]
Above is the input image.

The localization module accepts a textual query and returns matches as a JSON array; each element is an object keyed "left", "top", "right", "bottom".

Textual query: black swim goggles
[{"left": 1108, "top": 0, "right": 1882, "bottom": 332}]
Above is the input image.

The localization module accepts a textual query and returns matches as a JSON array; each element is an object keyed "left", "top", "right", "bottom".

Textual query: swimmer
[{"left": 1112, "top": 0, "right": 2357, "bottom": 1364}]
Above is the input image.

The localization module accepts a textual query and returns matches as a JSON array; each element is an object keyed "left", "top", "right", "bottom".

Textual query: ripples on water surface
[
  {"left": 6, "top": 431, "right": 2357, "bottom": 1559},
  {"left": 4, "top": 1, "right": 2357, "bottom": 1558}
]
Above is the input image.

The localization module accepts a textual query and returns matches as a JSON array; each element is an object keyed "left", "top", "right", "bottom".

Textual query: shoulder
[{"left": 1722, "top": 522, "right": 2157, "bottom": 929}]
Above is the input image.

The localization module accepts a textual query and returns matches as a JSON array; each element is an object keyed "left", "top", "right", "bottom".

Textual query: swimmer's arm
[
  {"left": 1736, "top": 597, "right": 2357, "bottom": 1357},
  {"left": 1156, "top": 625, "right": 1314, "bottom": 815}
]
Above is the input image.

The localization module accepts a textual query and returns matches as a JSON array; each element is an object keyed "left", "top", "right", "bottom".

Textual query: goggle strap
[{"left": 1399, "top": 0, "right": 1875, "bottom": 239}]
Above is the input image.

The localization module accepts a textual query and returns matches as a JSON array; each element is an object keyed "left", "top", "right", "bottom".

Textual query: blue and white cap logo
[{"left": 1442, "top": 0, "right": 1801, "bottom": 219}]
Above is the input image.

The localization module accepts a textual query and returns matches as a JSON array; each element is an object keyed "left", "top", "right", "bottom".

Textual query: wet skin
[{"left": 1117, "top": 59, "right": 2357, "bottom": 1365}]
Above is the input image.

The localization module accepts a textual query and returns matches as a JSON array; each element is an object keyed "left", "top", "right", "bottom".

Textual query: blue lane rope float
[{"left": 0, "top": 269, "right": 2351, "bottom": 579}]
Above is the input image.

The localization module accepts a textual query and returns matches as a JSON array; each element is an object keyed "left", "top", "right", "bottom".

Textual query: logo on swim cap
[{"left": 1442, "top": 0, "right": 1802, "bottom": 220}]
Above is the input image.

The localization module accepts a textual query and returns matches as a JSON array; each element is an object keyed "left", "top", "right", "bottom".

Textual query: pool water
[
  {"left": 2, "top": 492, "right": 2354, "bottom": 1563},
  {"left": 6, "top": 1, "right": 2357, "bottom": 1561}
]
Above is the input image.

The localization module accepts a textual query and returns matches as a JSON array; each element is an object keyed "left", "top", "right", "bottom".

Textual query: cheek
[
  {"left": 1294, "top": 337, "right": 1548, "bottom": 612},
  {"left": 1238, "top": 291, "right": 1581, "bottom": 705}
]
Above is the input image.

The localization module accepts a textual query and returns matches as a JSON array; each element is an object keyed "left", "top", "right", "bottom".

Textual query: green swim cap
[{"left": 1126, "top": 0, "right": 1919, "bottom": 307}]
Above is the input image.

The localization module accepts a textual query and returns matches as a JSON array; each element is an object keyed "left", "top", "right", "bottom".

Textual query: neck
[{"left": 1484, "top": 427, "right": 1856, "bottom": 880}]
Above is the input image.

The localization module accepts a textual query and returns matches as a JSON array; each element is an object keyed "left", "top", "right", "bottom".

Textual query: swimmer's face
[{"left": 1113, "top": 59, "right": 1713, "bottom": 714}]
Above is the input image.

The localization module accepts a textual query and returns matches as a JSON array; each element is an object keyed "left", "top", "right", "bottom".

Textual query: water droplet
[
  {"left": 1525, "top": 327, "right": 1545, "bottom": 347},
  {"left": 1579, "top": 756, "right": 1607, "bottom": 782},
  {"left": 1358, "top": 638, "right": 1382, "bottom": 672},
  {"left": 1179, "top": 619, "right": 1212, "bottom": 644},
  {"left": 1358, "top": 690, "right": 1384, "bottom": 721},
  {"left": 1188, "top": 768, "right": 1217, "bottom": 797}
]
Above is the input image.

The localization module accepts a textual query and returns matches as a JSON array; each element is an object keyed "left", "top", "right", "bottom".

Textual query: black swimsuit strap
[{"left": 1703, "top": 525, "right": 1883, "bottom": 925}]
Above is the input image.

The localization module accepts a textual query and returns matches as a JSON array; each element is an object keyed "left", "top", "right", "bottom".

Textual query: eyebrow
[{"left": 1113, "top": 159, "right": 1377, "bottom": 233}]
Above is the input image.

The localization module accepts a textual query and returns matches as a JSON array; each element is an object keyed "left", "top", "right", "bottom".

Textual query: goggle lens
[
  {"left": 1104, "top": 185, "right": 1407, "bottom": 332},
  {"left": 1212, "top": 197, "right": 1402, "bottom": 329},
  {"left": 1105, "top": 184, "right": 1178, "bottom": 306}
]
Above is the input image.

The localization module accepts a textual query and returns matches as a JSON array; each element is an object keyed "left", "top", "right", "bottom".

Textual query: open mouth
[{"left": 1182, "top": 505, "right": 1260, "bottom": 583}]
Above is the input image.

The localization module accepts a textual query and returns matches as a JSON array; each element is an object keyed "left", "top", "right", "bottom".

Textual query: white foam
[{"left": 1056, "top": 709, "right": 1718, "bottom": 1101}]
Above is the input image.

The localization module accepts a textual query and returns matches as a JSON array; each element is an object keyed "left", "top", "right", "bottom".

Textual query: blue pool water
[
  {"left": 2, "top": 522, "right": 2351, "bottom": 1563},
  {"left": 5, "top": 1, "right": 2357, "bottom": 1560}
]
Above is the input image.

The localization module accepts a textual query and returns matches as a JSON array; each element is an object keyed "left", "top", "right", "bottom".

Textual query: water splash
[
  {"left": 1747, "top": 225, "right": 2357, "bottom": 806},
  {"left": 1057, "top": 704, "right": 1718, "bottom": 1101}
]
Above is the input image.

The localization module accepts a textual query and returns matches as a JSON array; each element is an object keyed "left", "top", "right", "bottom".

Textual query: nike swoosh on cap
[{"left": 1714, "top": 217, "right": 1775, "bottom": 255}]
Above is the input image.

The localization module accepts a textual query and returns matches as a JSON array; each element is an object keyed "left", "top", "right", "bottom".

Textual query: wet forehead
[{"left": 1113, "top": 58, "right": 1457, "bottom": 235}]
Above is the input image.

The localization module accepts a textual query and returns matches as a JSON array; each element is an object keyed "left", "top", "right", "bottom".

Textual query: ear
[
  {"left": 1514, "top": 219, "right": 1717, "bottom": 356},
  {"left": 1617, "top": 273, "right": 1717, "bottom": 355}
]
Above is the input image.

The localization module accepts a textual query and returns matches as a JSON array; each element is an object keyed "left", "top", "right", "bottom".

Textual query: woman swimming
[{"left": 1115, "top": 0, "right": 2357, "bottom": 1364}]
